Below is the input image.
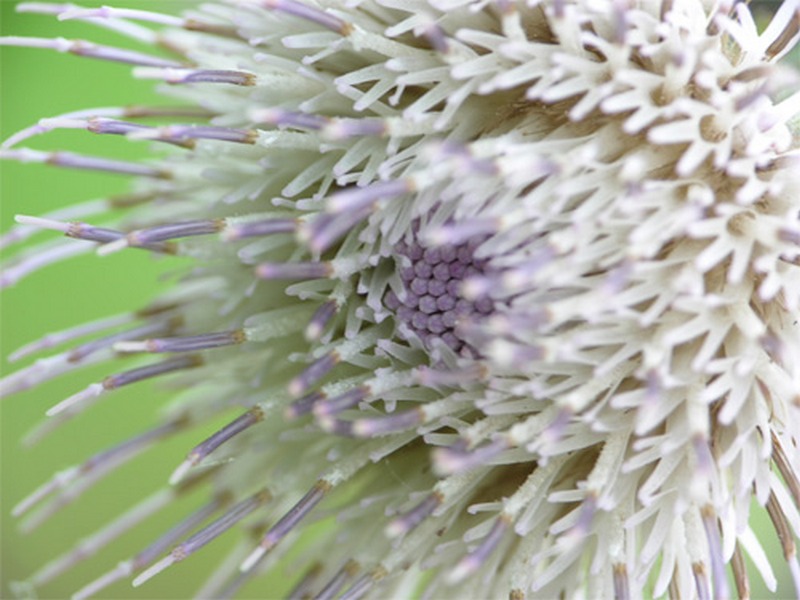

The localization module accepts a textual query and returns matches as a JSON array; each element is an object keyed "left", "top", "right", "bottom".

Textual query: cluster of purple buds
[{"left": 385, "top": 232, "right": 494, "bottom": 357}]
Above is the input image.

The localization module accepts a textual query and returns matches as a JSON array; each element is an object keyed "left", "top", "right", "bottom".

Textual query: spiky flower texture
[{"left": 2, "top": 0, "right": 800, "bottom": 598}]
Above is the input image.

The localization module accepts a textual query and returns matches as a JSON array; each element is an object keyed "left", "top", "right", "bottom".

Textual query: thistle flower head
[{"left": 3, "top": 0, "right": 800, "bottom": 598}]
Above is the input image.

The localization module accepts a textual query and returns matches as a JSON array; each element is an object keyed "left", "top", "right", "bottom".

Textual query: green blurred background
[
  {"left": 0, "top": 1, "right": 797, "bottom": 599},
  {"left": 0, "top": 2, "right": 244, "bottom": 598}
]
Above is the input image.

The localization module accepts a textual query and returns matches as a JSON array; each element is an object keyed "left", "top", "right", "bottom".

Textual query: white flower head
[{"left": 2, "top": 0, "right": 800, "bottom": 598}]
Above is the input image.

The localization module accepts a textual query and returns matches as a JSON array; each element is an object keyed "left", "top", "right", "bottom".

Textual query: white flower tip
[
  {"left": 133, "top": 67, "right": 183, "bottom": 81},
  {"left": 287, "top": 378, "right": 305, "bottom": 398},
  {"left": 446, "top": 559, "right": 474, "bottom": 585},
  {"left": 113, "top": 341, "right": 149, "bottom": 353},
  {"left": 132, "top": 555, "right": 174, "bottom": 587},
  {"left": 316, "top": 414, "right": 336, "bottom": 433},
  {"left": 384, "top": 520, "right": 406, "bottom": 539},
  {"left": 1, "top": 148, "right": 43, "bottom": 164},
  {"left": 8, "top": 581, "right": 38, "bottom": 600},
  {"left": 11, "top": 499, "right": 30, "bottom": 518},
  {"left": 1, "top": 131, "right": 31, "bottom": 149},
  {"left": 97, "top": 238, "right": 129, "bottom": 256},
  {"left": 14, "top": 215, "right": 70, "bottom": 232},
  {"left": 57, "top": 8, "right": 97, "bottom": 22},
  {"left": 304, "top": 323, "right": 323, "bottom": 342},
  {"left": 38, "top": 116, "right": 84, "bottom": 129},
  {"left": 239, "top": 546, "right": 265, "bottom": 573},
  {"left": 168, "top": 460, "right": 193, "bottom": 485},
  {"left": 7, "top": 348, "right": 27, "bottom": 364},
  {"left": 71, "top": 588, "right": 92, "bottom": 600},
  {"left": 44, "top": 402, "right": 69, "bottom": 418},
  {"left": 46, "top": 383, "right": 104, "bottom": 417},
  {"left": 126, "top": 129, "right": 161, "bottom": 141},
  {"left": 16, "top": 3, "right": 50, "bottom": 13}
]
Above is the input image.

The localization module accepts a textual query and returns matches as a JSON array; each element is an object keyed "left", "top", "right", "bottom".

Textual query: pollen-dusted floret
[{"left": 2, "top": 1, "right": 800, "bottom": 599}]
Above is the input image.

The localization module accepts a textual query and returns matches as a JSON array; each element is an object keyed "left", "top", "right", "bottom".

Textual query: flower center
[{"left": 384, "top": 235, "right": 494, "bottom": 357}]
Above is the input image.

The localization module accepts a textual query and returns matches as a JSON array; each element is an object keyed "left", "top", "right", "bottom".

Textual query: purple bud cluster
[{"left": 384, "top": 235, "right": 493, "bottom": 356}]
